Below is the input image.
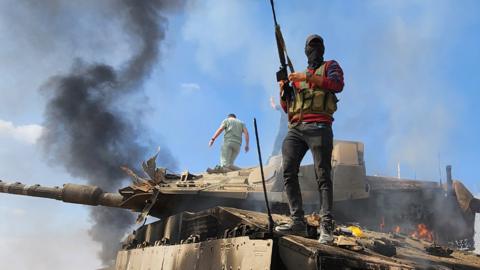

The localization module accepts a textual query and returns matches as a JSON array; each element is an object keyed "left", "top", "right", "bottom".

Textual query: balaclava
[{"left": 305, "top": 34, "right": 325, "bottom": 70}]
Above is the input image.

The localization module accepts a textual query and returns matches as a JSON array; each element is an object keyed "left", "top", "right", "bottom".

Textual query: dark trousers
[{"left": 282, "top": 122, "right": 333, "bottom": 222}]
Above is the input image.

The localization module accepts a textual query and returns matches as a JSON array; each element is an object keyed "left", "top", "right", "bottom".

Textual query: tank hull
[{"left": 117, "top": 207, "right": 480, "bottom": 270}]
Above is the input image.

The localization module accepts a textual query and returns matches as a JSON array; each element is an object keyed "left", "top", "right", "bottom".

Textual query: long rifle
[{"left": 269, "top": 0, "right": 295, "bottom": 104}]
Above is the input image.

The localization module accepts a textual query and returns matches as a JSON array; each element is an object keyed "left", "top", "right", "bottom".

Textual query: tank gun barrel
[{"left": 0, "top": 180, "right": 123, "bottom": 208}]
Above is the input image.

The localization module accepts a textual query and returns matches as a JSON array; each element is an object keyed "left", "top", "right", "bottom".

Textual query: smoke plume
[{"left": 38, "top": 0, "right": 182, "bottom": 264}]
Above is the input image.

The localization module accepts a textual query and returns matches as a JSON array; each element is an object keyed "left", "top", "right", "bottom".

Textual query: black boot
[{"left": 275, "top": 219, "right": 306, "bottom": 234}]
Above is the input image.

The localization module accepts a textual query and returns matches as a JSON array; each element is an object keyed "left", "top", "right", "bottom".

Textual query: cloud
[
  {"left": 180, "top": 82, "right": 201, "bottom": 92},
  {"left": 0, "top": 119, "right": 43, "bottom": 144}
]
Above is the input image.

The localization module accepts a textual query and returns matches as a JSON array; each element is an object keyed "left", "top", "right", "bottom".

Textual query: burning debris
[
  {"left": 411, "top": 223, "right": 434, "bottom": 242},
  {"left": 388, "top": 223, "right": 435, "bottom": 242}
]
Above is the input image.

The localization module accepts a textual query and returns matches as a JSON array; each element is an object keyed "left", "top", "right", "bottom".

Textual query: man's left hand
[
  {"left": 245, "top": 145, "right": 249, "bottom": 152},
  {"left": 288, "top": 72, "right": 306, "bottom": 82}
]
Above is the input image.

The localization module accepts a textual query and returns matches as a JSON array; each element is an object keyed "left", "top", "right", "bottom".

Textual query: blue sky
[{"left": 0, "top": 0, "right": 479, "bottom": 268}]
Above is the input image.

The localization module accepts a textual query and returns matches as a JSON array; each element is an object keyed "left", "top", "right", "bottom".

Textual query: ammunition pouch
[{"left": 288, "top": 63, "right": 338, "bottom": 120}]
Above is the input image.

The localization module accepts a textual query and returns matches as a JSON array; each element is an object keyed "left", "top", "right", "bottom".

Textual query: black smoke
[{"left": 38, "top": 0, "right": 182, "bottom": 264}]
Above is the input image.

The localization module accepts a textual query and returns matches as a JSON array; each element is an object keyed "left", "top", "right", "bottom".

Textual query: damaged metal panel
[
  {"left": 115, "top": 236, "right": 273, "bottom": 270},
  {"left": 278, "top": 235, "right": 414, "bottom": 270},
  {"left": 332, "top": 164, "right": 369, "bottom": 201}
]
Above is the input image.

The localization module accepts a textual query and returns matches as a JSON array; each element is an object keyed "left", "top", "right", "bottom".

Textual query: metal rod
[{"left": 253, "top": 118, "right": 274, "bottom": 235}]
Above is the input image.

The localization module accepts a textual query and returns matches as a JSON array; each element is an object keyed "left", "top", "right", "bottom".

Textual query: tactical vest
[{"left": 288, "top": 62, "right": 338, "bottom": 121}]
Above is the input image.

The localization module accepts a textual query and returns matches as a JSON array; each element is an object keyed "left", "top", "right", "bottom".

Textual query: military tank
[{"left": 1, "top": 140, "right": 480, "bottom": 269}]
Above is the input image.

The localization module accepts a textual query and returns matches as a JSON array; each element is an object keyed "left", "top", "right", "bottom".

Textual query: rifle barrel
[{"left": 270, "top": 0, "right": 279, "bottom": 26}]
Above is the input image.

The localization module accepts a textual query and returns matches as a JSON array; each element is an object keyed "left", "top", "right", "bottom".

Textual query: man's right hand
[{"left": 208, "top": 138, "right": 215, "bottom": 147}]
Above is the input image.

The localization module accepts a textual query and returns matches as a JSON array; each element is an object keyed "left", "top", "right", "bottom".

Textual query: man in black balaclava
[
  {"left": 305, "top": 34, "right": 325, "bottom": 70},
  {"left": 275, "top": 34, "right": 344, "bottom": 245}
]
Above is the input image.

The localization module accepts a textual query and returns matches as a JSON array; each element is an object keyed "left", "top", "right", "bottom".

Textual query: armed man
[{"left": 275, "top": 34, "right": 344, "bottom": 245}]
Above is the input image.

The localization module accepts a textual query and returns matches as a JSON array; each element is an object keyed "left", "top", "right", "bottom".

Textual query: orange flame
[
  {"left": 410, "top": 224, "right": 433, "bottom": 242},
  {"left": 394, "top": 226, "right": 401, "bottom": 234}
]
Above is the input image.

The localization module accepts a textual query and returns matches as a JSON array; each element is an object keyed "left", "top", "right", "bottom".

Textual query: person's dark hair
[{"left": 227, "top": 113, "right": 236, "bottom": 118}]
